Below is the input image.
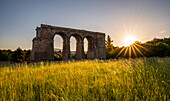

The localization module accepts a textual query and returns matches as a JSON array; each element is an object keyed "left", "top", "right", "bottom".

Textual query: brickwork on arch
[{"left": 32, "top": 24, "right": 106, "bottom": 61}]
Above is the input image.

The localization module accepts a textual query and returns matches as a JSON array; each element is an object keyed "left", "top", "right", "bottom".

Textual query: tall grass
[{"left": 0, "top": 57, "right": 169, "bottom": 100}]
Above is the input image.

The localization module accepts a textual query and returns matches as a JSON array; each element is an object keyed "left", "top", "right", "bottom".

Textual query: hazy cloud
[{"left": 159, "top": 30, "right": 166, "bottom": 34}]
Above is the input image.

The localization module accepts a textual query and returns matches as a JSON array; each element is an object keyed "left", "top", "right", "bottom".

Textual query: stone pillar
[
  {"left": 87, "top": 42, "right": 95, "bottom": 59},
  {"left": 76, "top": 41, "right": 84, "bottom": 60},
  {"left": 31, "top": 38, "right": 37, "bottom": 61},
  {"left": 96, "top": 35, "right": 106, "bottom": 59},
  {"left": 48, "top": 38, "right": 55, "bottom": 60},
  {"left": 62, "top": 39, "right": 70, "bottom": 61}
]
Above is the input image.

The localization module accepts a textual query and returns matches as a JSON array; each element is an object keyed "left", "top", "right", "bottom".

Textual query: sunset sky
[{"left": 0, "top": 0, "right": 170, "bottom": 51}]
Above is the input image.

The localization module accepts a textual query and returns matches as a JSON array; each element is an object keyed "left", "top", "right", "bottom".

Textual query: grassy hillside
[{"left": 0, "top": 58, "right": 169, "bottom": 100}]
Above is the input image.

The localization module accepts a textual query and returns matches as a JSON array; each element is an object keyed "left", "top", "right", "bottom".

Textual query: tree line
[
  {"left": 106, "top": 36, "right": 170, "bottom": 59},
  {"left": 0, "top": 48, "right": 31, "bottom": 63}
]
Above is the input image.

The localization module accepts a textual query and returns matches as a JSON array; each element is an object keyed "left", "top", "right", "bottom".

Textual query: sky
[{"left": 0, "top": 0, "right": 170, "bottom": 51}]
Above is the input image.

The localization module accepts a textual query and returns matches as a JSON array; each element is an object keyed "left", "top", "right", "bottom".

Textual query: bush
[{"left": 11, "top": 47, "right": 25, "bottom": 63}]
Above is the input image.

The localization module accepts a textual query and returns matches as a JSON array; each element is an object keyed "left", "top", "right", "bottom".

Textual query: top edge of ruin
[{"left": 36, "top": 24, "right": 105, "bottom": 35}]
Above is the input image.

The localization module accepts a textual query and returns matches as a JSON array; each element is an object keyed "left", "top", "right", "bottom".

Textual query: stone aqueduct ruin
[{"left": 31, "top": 24, "right": 106, "bottom": 61}]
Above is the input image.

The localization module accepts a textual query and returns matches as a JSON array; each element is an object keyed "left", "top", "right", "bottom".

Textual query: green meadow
[{"left": 0, "top": 57, "right": 169, "bottom": 101}]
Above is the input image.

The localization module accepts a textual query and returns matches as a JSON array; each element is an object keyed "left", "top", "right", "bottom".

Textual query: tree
[
  {"left": 156, "top": 42, "right": 170, "bottom": 57},
  {"left": 105, "top": 35, "right": 114, "bottom": 59},
  {"left": 25, "top": 50, "right": 32, "bottom": 63},
  {"left": 0, "top": 49, "right": 12, "bottom": 61},
  {"left": 11, "top": 47, "right": 25, "bottom": 63},
  {"left": 106, "top": 35, "right": 113, "bottom": 47}
]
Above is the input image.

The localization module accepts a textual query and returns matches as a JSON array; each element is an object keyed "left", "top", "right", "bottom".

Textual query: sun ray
[
  {"left": 133, "top": 44, "right": 144, "bottom": 57},
  {"left": 131, "top": 45, "right": 137, "bottom": 57},
  {"left": 115, "top": 47, "right": 126, "bottom": 58},
  {"left": 129, "top": 46, "right": 132, "bottom": 58},
  {"left": 123, "top": 47, "right": 129, "bottom": 57},
  {"left": 134, "top": 43, "right": 146, "bottom": 50}
]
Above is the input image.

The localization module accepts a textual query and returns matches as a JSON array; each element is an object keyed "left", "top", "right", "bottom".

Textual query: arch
[
  {"left": 69, "top": 34, "right": 84, "bottom": 60},
  {"left": 53, "top": 32, "right": 69, "bottom": 61},
  {"left": 31, "top": 24, "right": 106, "bottom": 61},
  {"left": 53, "top": 32, "right": 68, "bottom": 42},
  {"left": 54, "top": 35, "right": 62, "bottom": 60},
  {"left": 70, "top": 36, "right": 76, "bottom": 59},
  {"left": 68, "top": 33, "right": 83, "bottom": 43},
  {"left": 84, "top": 36, "right": 95, "bottom": 59},
  {"left": 54, "top": 32, "right": 70, "bottom": 61}
]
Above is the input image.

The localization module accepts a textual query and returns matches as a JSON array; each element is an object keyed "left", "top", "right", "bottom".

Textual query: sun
[{"left": 123, "top": 35, "right": 137, "bottom": 47}]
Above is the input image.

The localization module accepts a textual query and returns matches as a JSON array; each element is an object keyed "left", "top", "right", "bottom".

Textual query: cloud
[{"left": 159, "top": 30, "right": 166, "bottom": 34}]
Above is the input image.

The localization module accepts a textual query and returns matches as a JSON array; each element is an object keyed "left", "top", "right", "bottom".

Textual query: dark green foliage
[
  {"left": 24, "top": 50, "right": 32, "bottom": 63},
  {"left": 147, "top": 37, "right": 170, "bottom": 45},
  {"left": 71, "top": 54, "right": 75, "bottom": 59},
  {"left": 0, "top": 48, "right": 32, "bottom": 63},
  {"left": 0, "top": 49, "right": 12, "bottom": 61},
  {"left": 54, "top": 50, "right": 62, "bottom": 61},
  {"left": 84, "top": 51, "right": 87, "bottom": 59},
  {"left": 11, "top": 47, "right": 25, "bottom": 63},
  {"left": 156, "top": 42, "right": 170, "bottom": 56}
]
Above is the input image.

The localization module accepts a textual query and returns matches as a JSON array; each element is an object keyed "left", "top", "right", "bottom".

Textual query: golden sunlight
[{"left": 123, "top": 35, "right": 137, "bottom": 47}]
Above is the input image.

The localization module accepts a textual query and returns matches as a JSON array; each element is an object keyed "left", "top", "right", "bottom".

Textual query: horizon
[
  {"left": 0, "top": 36, "right": 169, "bottom": 51},
  {"left": 0, "top": 0, "right": 170, "bottom": 50}
]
